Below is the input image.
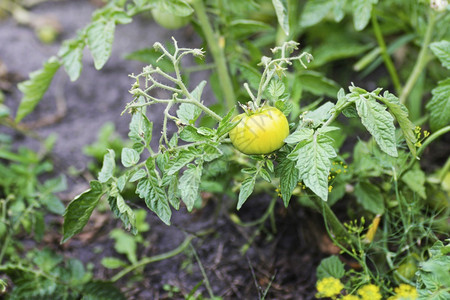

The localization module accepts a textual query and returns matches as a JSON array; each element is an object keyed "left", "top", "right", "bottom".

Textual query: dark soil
[{"left": 0, "top": 1, "right": 339, "bottom": 299}]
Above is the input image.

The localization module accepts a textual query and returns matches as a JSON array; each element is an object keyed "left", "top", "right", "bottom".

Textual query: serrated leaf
[
  {"left": 355, "top": 95, "right": 398, "bottom": 157},
  {"left": 168, "top": 176, "right": 181, "bottom": 210},
  {"left": 130, "top": 169, "right": 147, "bottom": 182},
  {"left": 82, "top": 281, "right": 126, "bottom": 300},
  {"left": 303, "top": 101, "right": 335, "bottom": 127},
  {"left": 16, "top": 57, "right": 61, "bottom": 122},
  {"left": 217, "top": 107, "right": 238, "bottom": 137},
  {"left": 285, "top": 128, "right": 314, "bottom": 144},
  {"left": 109, "top": 193, "right": 137, "bottom": 234},
  {"left": 276, "top": 158, "right": 299, "bottom": 206},
  {"left": 293, "top": 134, "right": 336, "bottom": 201},
  {"left": 62, "top": 181, "right": 103, "bottom": 243},
  {"left": 166, "top": 149, "right": 196, "bottom": 175},
  {"left": 352, "top": 0, "right": 377, "bottom": 31},
  {"left": 177, "top": 103, "right": 202, "bottom": 125},
  {"left": 272, "top": 0, "right": 289, "bottom": 35},
  {"left": 381, "top": 91, "right": 417, "bottom": 157},
  {"left": 178, "top": 164, "right": 202, "bottom": 211},
  {"left": 121, "top": 147, "right": 140, "bottom": 167},
  {"left": 268, "top": 79, "right": 285, "bottom": 100},
  {"left": 137, "top": 159, "right": 171, "bottom": 224},
  {"left": 203, "top": 144, "right": 223, "bottom": 162},
  {"left": 87, "top": 20, "right": 115, "bottom": 70},
  {"left": 300, "top": 0, "right": 334, "bottom": 28},
  {"left": 237, "top": 175, "right": 257, "bottom": 210},
  {"left": 354, "top": 181, "right": 385, "bottom": 214},
  {"left": 58, "top": 37, "right": 85, "bottom": 81},
  {"left": 316, "top": 256, "right": 346, "bottom": 280},
  {"left": 426, "top": 78, "right": 450, "bottom": 131},
  {"left": 98, "top": 149, "right": 115, "bottom": 183},
  {"left": 430, "top": 40, "right": 450, "bottom": 69},
  {"left": 129, "top": 110, "right": 153, "bottom": 145},
  {"left": 179, "top": 125, "right": 208, "bottom": 142}
]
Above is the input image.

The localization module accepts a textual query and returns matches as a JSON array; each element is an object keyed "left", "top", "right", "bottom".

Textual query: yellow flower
[
  {"left": 357, "top": 284, "right": 382, "bottom": 300},
  {"left": 342, "top": 295, "right": 360, "bottom": 300},
  {"left": 316, "top": 277, "right": 344, "bottom": 298},
  {"left": 387, "top": 284, "right": 418, "bottom": 300}
]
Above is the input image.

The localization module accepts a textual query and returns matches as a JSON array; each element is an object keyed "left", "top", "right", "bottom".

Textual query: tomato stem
[
  {"left": 192, "top": 0, "right": 236, "bottom": 111},
  {"left": 371, "top": 11, "right": 402, "bottom": 95},
  {"left": 399, "top": 10, "right": 437, "bottom": 104}
]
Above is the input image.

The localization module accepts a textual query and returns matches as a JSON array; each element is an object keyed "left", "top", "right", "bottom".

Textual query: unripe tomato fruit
[
  {"left": 229, "top": 106, "right": 289, "bottom": 155},
  {"left": 151, "top": 8, "right": 191, "bottom": 30}
]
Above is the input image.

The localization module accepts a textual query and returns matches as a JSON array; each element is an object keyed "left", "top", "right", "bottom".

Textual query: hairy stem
[
  {"left": 192, "top": 0, "right": 236, "bottom": 111},
  {"left": 111, "top": 235, "right": 194, "bottom": 282},
  {"left": 399, "top": 11, "right": 437, "bottom": 104},
  {"left": 371, "top": 12, "right": 402, "bottom": 94}
]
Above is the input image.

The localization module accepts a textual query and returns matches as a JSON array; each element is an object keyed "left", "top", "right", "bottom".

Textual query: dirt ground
[{"left": 0, "top": 1, "right": 339, "bottom": 299}]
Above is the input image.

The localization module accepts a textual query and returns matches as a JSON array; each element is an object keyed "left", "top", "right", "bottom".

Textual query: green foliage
[
  {"left": 316, "top": 255, "right": 345, "bottom": 280},
  {"left": 416, "top": 240, "right": 450, "bottom": 299}
]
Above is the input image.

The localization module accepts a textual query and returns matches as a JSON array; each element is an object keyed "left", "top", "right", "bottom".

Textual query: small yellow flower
[
  {"left": 387, "top": 284, "right": 418, "bottom": 300},
  {"left": 342, "top": 295, "right": 360, "bottom": 300},
  {"left": 329, "top": 185, "right": 333, "bottom": 193},
  {"left": 357, "top": 284, "right": 382, "bottom": 300},
  {"left": 316, "top": 277, "right": 344, "bottom": 298}
]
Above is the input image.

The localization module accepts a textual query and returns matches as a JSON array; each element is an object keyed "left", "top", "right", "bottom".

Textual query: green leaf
[
  {"left": 303, "top": 101, "right": 335, "bottom": 127},
  {"left": 58, "top": 37, "right": 85, "bottom": 81},
  {"left": 355, "top": 94, "right": 398, "bottom": 157},
  {"left": 16, "top": 57, "right": 61, "bottom": 122},
  {"left": 237, "top": 175, "right": 257, "bottom": 210},
  {"left": 121, "top": 147, "right": 140, "bottom": 167},
  {"left": 166, "top": 149, "right": 197, "bottom": 175},
  {"left": 130, "top": 169, "right": 147, "bottom": 182},
  {"left": 110, "top": 229, "right": 137, "bottom": 264},
  {"left": 285, "top": 128, "right": 314, "bottom": 144},
  {"left": 272, "top": 0, "right": 289, "bottom": 35},
  {"left": 300, "top": 0, "right": 334, "bottom": 28},
  {"left": 159, "top": 0, "right": 193, "bottom": 16},
  {"left": 62, "top": 181, "right": 104, "bottom": 243},
  {"left": 87, "top": 20, "right": 115, "bottom": 70},
  {"left": 108, "top": 193, "right": 137, "bottom": 234},
  {"left": 228, "top": 19, "right": 273, "bottom": 40},
  {"left": 168, "top": 176, "right": 181, "bottom": 210},
  {"left": 101, "top": 257, "right": 127, "bottom": 269},
  {"left": 297, "top": 71, "right": 340, "bottom": 97},
  {"left": 426, "top": 78, "right": 450, "bottom": 131},
  {"left": 98, "top": 149, "right": 115, "bottom": 183},
  {"left": 202, "top": 144, "right": 223, "bottom": 162},
  {"left": 430, "top": 40, "right": 450, "bottom": 69},
  {"left": 380, "top": 91, "right": 417, "bottom": 157},
  {"left": 352, "top": 0, "right": 377, "bottom": 31},
  {"left": 217, "top": 107, "right": 238, "bottom": 137},
  {"left": 129, "top": 109, "right": 153, "bottom": 145},
  {"left": 354, "top": 181, "right": 384, "bottom": 214},
  {"left": 292, "top": 134, "right": 337, "bottom": 201},
  {"left": 268, "top": 79, "right": 285, "bottom": 100},
  {"left": 177, "top": 103, "right": 202, "bottom": 125},
  {"left": 82, "top": 281, "right": 126, "bottom": 300},
  {"left": 179, "top": 125, "right": 208, "bottom": 142},
  {"left": 316, "top": 256, "right": 346, "bottom": 280},
  {"left": 136, "top": 159, "right": 171, "bottom": 225},
  {"left": 276, "top": 157, "right": 299, "bottom": 207},
  {"left": 178, "top": 164, "right": 202, "bottom": 211}
]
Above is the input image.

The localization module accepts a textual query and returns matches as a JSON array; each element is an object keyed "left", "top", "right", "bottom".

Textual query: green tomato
[
  {"left": 151, "top": 8, "right": 191, "bottom": 30},
  {"left": 229, "top": 106, "right": 289, "bottom": 155}
]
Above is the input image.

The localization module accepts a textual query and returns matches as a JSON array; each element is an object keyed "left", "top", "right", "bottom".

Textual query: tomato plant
[{"left": 229, "top": 106, "right": 289, "bottom": 155}]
